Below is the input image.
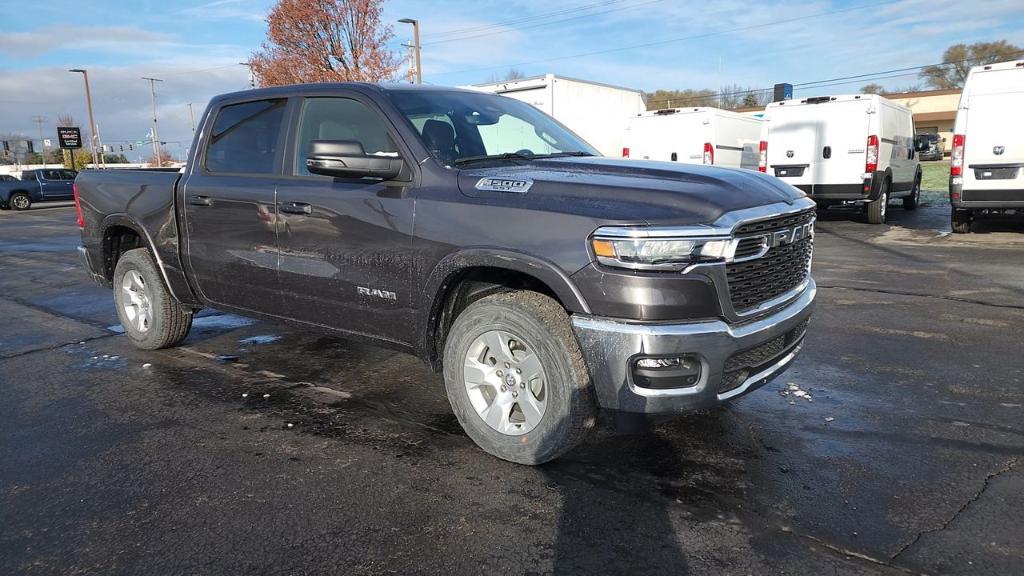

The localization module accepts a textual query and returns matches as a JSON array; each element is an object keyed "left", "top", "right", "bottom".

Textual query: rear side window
[
  {"left": 42, "top": 169, "right": 63, "bottom": 180},
  {"left": 293, "top": 97, "right": 398, "bottom": 176},
  {"left": 205, "top": 99, "right": 286, "bottom": 174}
]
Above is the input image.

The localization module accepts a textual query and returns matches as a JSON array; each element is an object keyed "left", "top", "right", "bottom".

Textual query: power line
[
  {"left": 431, "top": 0, "right": 897, "bottom": 77},
  {"left": 423, "top": 0, "right": 663, "bottom": 46}
]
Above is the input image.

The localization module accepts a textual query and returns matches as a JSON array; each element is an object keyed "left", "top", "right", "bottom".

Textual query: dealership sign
[{"left": 57, "top": 127, "right": 82, "bottom": 149}]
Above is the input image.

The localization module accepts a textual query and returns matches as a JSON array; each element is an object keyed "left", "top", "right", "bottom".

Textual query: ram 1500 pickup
[{"left": 76, "top": 83, "right": 816, "bottom": 464}]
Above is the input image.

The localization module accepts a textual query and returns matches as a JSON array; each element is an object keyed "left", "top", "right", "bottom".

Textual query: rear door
[
  {"left": 765, "top": 106, "right": 819, "bottom": 189},
  {"left": 181, "top": 97, "right": 289, "bottom": 314},
  {"left": 816, "top": 100, "right": 870, "bottom": 189},
  {"left": 963, "top": 88, "right": 1024, "bottom": 197},
  {"left": 274, "top": 94, "right": 416, "bottom": 344}
]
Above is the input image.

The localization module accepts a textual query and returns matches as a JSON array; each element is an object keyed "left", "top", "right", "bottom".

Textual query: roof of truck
[{"left": 213, "top": 82, "right": 479, "bottom": 103}]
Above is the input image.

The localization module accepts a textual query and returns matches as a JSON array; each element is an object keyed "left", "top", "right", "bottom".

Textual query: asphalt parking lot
[{"left": 1, "top": 201, "right": 1022, "bottom": 575}]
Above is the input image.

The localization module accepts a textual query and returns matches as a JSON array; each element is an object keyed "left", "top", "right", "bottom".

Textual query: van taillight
[
  {"left": 622, "top": 147, "right": 630, "bottom": 158},
  {"left": 758, "top": 140, "right": 767, "bottom": 173},
  {"left": 950, "top": 134, "right": 965, "bottom": 176},
  {"left": 73, "top": 183, "right": 84, "bottom": 228},
  {"left": 865, "top": 135, "right": 879, "bottom": 173},
  {"left": 703, "top": 142, "right": 714, "bottom": 165}
]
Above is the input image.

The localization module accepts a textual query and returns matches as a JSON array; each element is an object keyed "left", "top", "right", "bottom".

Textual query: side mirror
[{"left": 305, "top": 140, "right": 403, "bottom": 180}]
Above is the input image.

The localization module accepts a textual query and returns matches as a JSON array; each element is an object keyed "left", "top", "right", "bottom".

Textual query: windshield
[{"left": 387, "top": 89, "right": 599, "bottom": 167}]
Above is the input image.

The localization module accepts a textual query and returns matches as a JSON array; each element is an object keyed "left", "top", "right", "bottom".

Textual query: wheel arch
[{"left": 99, "top": 214, "right": 200, "bottom": 308}]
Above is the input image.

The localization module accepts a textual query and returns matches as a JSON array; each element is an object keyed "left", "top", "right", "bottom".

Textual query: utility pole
[
  {"left": 239, "top": 62, "right": 255, "bottom": 88},
  {"left": 31, "top": 115, "right": 47, "bottom": 168},
  {"left": 69, "top": 69, "right": 101, "bottom": 167},
  {"left": 402, "top": 42, "right": 415, "bottom": 84},
  {"left": 187, "top": 103, "right": 196, "bottom": 134},
  {"left": 398, "top": 19, "right": 421, "bottom": 84},
  {"left": 142, "top": 77, "right": 163, "bottom": 166}
]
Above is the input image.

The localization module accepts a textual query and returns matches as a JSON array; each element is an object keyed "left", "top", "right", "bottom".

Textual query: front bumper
[{"left": 571, "top": 278, "right": 815, "bottom": 413}]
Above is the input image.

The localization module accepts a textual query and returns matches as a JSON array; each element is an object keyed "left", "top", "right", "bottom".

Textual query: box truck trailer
[
  {"left": 468, "top": 74, "right": 646, "bottom": 157},
  {"left": 623, "top": 107, "right": 762, "bottom": 170}
]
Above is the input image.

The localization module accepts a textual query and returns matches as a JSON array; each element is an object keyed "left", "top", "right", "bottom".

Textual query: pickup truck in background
[
  {"left": 0, "top": 168, "right": 78, "bottom": 210},
  {"left": 75, "top": 83, "right": 816, "bottom": 464}
]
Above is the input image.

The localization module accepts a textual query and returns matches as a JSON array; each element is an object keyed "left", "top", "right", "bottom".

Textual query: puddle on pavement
[{"left": 239, "top": 335, "right": 282, "bottom": 346}]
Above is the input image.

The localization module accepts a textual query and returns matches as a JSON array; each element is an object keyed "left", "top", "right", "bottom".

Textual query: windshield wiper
[
  {"left": 453, "top": 152, "right": 535, "bottom": 166},
  {"left": 535, "top": 151, "right": 594, "bottom": 158}
]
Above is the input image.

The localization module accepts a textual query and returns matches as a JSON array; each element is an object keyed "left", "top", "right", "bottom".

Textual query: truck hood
[{"left": 456, "top": 156, "right": 805, "bottom": 226}]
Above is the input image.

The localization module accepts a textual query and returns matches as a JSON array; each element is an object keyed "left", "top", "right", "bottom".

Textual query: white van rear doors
[{"left": 962, "top": 90, "right": 1024, "bottom": 193}]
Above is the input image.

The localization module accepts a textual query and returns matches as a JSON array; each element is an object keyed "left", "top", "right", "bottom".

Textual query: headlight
[{"left": 591, "top": 236, "right": 734, "bottom": 270}]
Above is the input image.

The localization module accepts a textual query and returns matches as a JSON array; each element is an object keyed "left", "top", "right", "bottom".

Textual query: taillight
[
  {"left": 950, "top": 134, "right": 965, "bottom": 176},
  {"left": 758, "top": 140, "right": 767, "bottom": 173},
  {"left": 703, "top": 142, "right": 714, "bottom": 165},
  {"left": 865, "top": 134, "right": 879, "bottom": 173},
  {"left": 622, "top": 147, "right": 630, "bottom": 158},
  {"left": 73, "top": 183, "right": 84, "bottom": 228}
]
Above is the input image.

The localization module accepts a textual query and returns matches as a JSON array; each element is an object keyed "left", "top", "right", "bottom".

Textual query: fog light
[{"left": 632, "top": 355, "right": 702, "bottom": 390}]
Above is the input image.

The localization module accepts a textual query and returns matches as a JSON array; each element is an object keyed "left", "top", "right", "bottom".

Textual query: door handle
[
  {"left": 822, "top": 146, "right": 832, "bottom": 159},
  {"left": 189, "top": 195, "right": 212, "bottom": 206},
  {"left": 279, "top": 202, "right": 312, "bottom": 215}
]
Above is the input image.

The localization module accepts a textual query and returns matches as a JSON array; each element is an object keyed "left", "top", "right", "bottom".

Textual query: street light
[
  {"left": 69, "top": 69, "right": 101, "bottom": 167},
  {"left": 398, "top": 18, "right": 421, "bottom": 84}
]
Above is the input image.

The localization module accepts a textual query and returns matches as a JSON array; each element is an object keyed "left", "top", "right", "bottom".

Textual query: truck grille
[
  {"left": 726, "top": 209, "right": 814, "bottom": 313},
  {"left": 719, "top": 320, "right": 809, "bottom": 394}
]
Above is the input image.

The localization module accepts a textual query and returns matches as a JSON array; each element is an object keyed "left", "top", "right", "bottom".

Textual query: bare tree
[
  {"left": 860, "top": 83, "right": 884, "bottom": 95},
  {"left": 249, "top": 0, "right": 400, "bottom": 86},
  {"left": 146, "top": 148, "right": 175, "bottom": 168},
  {"left": 486, "top": 69, "right": 527, "bottom": 83}
]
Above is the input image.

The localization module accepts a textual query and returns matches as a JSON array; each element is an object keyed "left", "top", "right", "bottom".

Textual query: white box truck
[
  {"left": 949, "top": 59, "right": 1024, "bottom": 233},
  {"left": 468, "top": 74, "right": 646, "bottom": 157},
  {"left": 622, "top": 107, "right": 762, "bottom": 170},
  {"left": 760, "top": 94, "right": 921, "bottom": 224}
]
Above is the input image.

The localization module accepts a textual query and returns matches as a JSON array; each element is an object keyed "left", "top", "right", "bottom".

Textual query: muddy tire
[
  {"left": 442, "top": 291, "right": 596, "bottom": 465},
  {"left": 867, "top": 179, "right": 888, "bottom": 224},
  {"left": 952, "top": 209, "right": 972, "bottom": 234},
  {"left": 10, "top": 192, "right": 31, "bottom": 211},
  {"left": 113, "top": 248, "right": 192, "bottom": 350}
]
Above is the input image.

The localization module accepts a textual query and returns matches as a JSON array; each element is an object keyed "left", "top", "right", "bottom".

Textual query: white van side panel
[
  {"left": 623, "top": 108, "right": 761, "bottom": 169},
  {"left": 713, "top": 114, "right": 762, "bottom": 170}
]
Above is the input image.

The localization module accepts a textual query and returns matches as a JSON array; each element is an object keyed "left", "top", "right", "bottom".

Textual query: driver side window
[{"left": 294, "top": 97, "right": 398, "bottom": 176}]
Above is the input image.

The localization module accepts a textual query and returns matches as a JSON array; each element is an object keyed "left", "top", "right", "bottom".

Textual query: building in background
[{"left": 468, "top": 74, "right": 647, "bottom": 157}]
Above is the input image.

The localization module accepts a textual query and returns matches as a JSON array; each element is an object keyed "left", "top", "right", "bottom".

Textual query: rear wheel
[
  {"left": 866, "top": 180, "right": 888, "bottom": 224},
  {"left": 903, "top": 173, "right": 921, "bottom": 210},
  {"left": 952, "top": 209, "right": 972, "bottom": 234},
  {"left": 113, "top": 248, "right": 193, "bottom": 350},
  {"left": 10, "top": 192, "right": 31, "bottom": 211},
  {"left": 442, "top": 291, "right": 596, "bottom": 465}
]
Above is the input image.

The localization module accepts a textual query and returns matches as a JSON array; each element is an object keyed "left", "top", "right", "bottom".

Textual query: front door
[
  {"left": 275, "top": 95, "right": 416, "bottom": 345},
  {"left": 181, "top": 97, "right": 289, "bottom": 315}
]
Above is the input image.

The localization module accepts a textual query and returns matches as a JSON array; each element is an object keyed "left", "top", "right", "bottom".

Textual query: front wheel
[
  {"left": 903, "top": 174, "right": 921, "bottom": 210},
  {"left": 867, "top": 180, "right": 888, "bottom": 224},
  {"left": 113, "top": 248, "right": 193, "bottom": 350},
  {"left": 10, "top": 192, "right": 31, "bottom": 211},
  {"left": 442, "top": 291, "right": 596, "bottom": 465}
]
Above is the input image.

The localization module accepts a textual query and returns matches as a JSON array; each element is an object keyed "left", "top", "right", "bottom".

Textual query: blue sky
[{"left": 1, "top": 0, "right": 1022, "bottom": 158}]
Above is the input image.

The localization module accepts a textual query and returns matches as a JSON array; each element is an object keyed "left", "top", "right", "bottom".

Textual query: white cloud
[{"left": 0, "top": 26, "right": 177, "bottom": 57}]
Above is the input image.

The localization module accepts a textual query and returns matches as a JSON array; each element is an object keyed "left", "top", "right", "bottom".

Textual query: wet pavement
[{"left": 1, "top": 202, "right": 1022, "bottom": 575}]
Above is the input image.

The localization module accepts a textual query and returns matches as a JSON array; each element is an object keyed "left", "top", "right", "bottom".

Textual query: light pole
[
  {"left": 31, "top": 115, "right": 47, "bottom": 168},
  {"left": 187, "top": 103, "right": 196, "bottom": 134},
  {"left": 69, "top": 69, "right": 101, "bottom": 167},
  {"left": 398, "top": 18, "right": 421, "bottom": 84},
  {"left": 142, "top": 77, "right": 163, "bottom": 166},
  {"left": 239, "top": 62, "right": 255, "bottom": 88}
]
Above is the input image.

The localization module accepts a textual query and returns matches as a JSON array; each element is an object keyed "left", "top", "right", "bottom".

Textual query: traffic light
[
  {"left": 120, "top": 144, "right": 124, "bottom": 152},
  {"left": 128, "top": 143, "right": 133, "bottom": 151},
  {"left": 27, "top": 140, "right": 34, "bottom": 154},
  {"left": 2, "top": 141, "right": 8, "bottom": 152}
]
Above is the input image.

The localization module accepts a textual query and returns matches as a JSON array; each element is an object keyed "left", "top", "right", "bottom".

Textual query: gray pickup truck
[
  {"left": 0, "top": 168, "right": 78, "bottom": 210},
  {"left": 75, "top": 83, "right": 816, "bottom": 464}
]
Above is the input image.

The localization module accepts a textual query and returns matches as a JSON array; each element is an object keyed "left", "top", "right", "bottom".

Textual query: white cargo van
[
  {"left": 949, "top": 59, "right": 1024, "bottom": 233},
  {"left": 622, "top": 107, "right": 762, "bottom": 170},
  {"left": 760, "top": 94, "right": 921, "bottom": 224}
]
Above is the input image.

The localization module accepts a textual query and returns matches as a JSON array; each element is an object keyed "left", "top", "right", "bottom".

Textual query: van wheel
[
  {"left": 10, "top": 192, "right": 31, "bottom": 211},
  {"left": 113, "top": 248, "right": 193, "bottom": 350},
  {"left": 442, "top": 291, "right": 596, "bottom": 465},
  {"left": 952, "top": 209, "right": 972, "bottom": 234},
  {"left": 867, "top": 180, "right": 888, "bottom": 224},
  {"left": 903, "top": 174, "right": 921, "bottom": 210}
]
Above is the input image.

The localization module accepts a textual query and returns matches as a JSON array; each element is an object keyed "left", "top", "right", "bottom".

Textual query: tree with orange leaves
[{"left": 249, "top": 0, "right": 400, "bottom": 87}]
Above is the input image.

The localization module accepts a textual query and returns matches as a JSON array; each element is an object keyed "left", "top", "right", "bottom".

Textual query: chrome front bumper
[{"left": 571, "top": 278, "right": 815, "bottom": 414}]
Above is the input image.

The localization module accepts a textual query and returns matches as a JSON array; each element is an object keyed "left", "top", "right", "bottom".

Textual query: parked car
[
  {"left": 915, "top": 133, "right": 945, "bottom": 161},
  {"left": 76, "top": 84, "right": 816, "bottom": 465},
  {"left": 950, "top": 59, "right": 1024, "bottom": 233},
  {"left": 0, "top": 168, "right": 78, "bottom": 210},
  {"left": 760, "top": 94, "right": 921, "bottom": 224},
  {"left": 623, "top": 107, "right": 762, "bottom": 170}
]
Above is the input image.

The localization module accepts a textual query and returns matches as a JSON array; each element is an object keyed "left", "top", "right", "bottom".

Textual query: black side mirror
[{"left": 305, "top": 140, "right": 403, "bottom": 179}]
